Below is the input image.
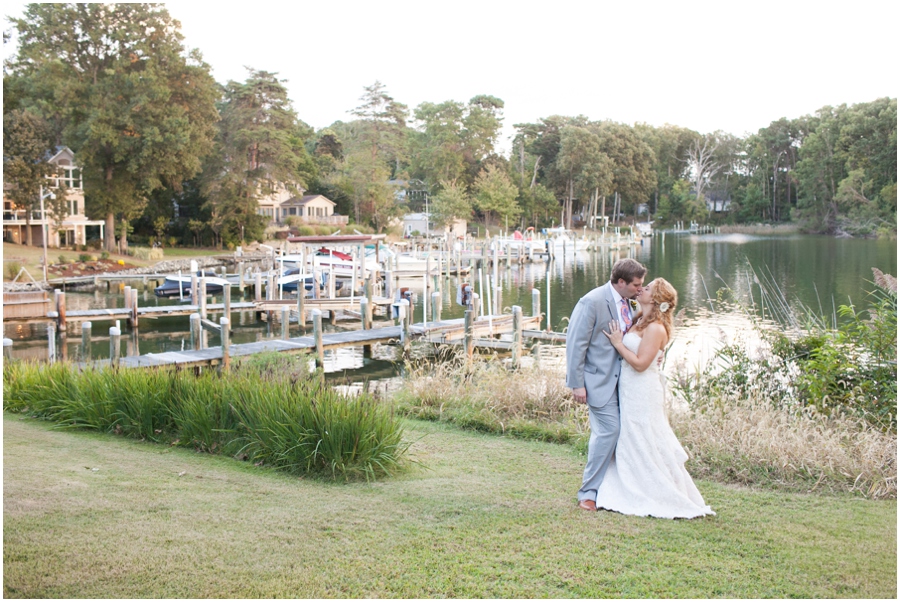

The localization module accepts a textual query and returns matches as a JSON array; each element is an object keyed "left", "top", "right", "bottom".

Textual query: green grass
[{"left": 3, "top": 414, "right": 895, "bottom": 598}]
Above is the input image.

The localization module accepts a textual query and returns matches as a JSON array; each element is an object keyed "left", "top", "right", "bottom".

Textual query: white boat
[
  {"left": 154, "top": 271, "right": 231, "bottom": 298},
  {"left": 278, "top": 248, "right": 381, "bottom": 280},
  {"left": 637, "top": 222, "right": 654, "bottom": 237}
]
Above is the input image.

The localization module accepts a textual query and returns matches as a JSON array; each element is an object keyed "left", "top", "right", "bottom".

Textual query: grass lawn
[{"left": 3, "top": 414, "right": 896, "bottom": 598}]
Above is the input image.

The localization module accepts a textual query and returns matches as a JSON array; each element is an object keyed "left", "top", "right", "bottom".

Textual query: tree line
[{"left": 4, "top": 4, "right": 896, "bottom": 252}]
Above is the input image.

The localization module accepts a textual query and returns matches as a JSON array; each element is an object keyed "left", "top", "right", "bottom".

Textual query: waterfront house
[{"left": 2, "top": 147, "right": 106, "bottom": 247}]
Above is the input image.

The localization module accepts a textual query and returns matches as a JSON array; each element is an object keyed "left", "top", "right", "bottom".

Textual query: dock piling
[
  {"left": 220, "top": 317, "right": 230, "bottom": 371},
  {"left": 281, "top": 305, "right": 290, "bottom": 340},
  {"left": 464, "top": 309, "right": 474, "bottom": 358},
  {"left": 130, "top": 288, "right": 139, "bottom": 329},
  {"left": 431, "top": 291, "right": 441, "bottom": 322},
  {"left": 109, "top": 327, "right": 121, "bottom": 367},
  {"left": 47, "top": 312, "right": 57, "bottom": 363},
  {"left": 3, "top": 338, "right": 12, "bottom": 361},
  {"left": 191, "top": 272, "right": 198, "bottom": 305},
  {"left": 532, "top": 288, "right": 541, "bottom": 328},
  {"left": 81, "top": 321, "right": 92, "bottom": 362},
  {"left": 399, "top": 299, "right": 410, "bottom": 354},
  {"left": 224, "top": 283, "right": 232, "bottom": 329},
  {"left": 312, "top": 309, "right": 324, "bottom": 367},
  {"left": 512, "top": 305, "right": 523, "bottom": 368},
  {"left": 190, "top": 313, "right": 201, "bottom": 351}
]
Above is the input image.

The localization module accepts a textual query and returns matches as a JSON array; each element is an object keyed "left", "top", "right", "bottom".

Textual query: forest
[{"left": 3, "top": 4, "right": 897, "bottom": 252}]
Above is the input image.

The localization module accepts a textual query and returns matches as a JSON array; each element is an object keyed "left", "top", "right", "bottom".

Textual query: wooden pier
[{"left": 70, "top": 313, "right": 550, "bottom": 371}]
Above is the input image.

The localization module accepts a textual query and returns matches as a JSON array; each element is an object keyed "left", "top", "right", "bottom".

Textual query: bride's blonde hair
[{"left": 635, "top": 277, "right": 677, "bottom": 340}]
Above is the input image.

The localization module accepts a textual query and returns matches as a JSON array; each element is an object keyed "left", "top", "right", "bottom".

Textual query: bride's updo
[{"left": 637, "top": 277, "right": 678, "bottom": 339}]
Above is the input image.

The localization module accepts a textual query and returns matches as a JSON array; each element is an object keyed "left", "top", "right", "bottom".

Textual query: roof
[
  {"left": 287, "top": 234, "right": 387, "bottom": 244},
  {"left": 280, "top": 194, "right": 336, "bottom": 207}
]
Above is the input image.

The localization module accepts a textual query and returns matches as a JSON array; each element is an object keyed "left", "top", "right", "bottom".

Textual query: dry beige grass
[{"left": 669, "top": 396, "right": 897, "bottom": 499}]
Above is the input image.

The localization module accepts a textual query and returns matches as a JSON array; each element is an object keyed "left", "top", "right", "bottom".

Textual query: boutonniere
[{"left": 628, "top": 299, "right": 638, "bottom": 312}]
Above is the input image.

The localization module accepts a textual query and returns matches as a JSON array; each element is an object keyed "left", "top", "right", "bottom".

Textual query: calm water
[{"left": 6, "top": 233, "right": 896, "bottom": 384}]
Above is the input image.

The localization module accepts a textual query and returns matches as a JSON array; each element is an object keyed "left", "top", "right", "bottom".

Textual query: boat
[
  {"left": 154, "top": 271, "right": 231, "bottom": 298},
  {"left": 637, "top": 222, "right": 654, "bottom": 237},
  {"left": 277, "top": 248, "right": 381, "bottom": 280},
  {"left": 275, "top": 268, "right": 343, "bottom": 294}
]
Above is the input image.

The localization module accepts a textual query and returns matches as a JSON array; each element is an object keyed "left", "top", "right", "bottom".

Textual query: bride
[{"left": 598, "top": 278, "right": 714, "bottom": 519}]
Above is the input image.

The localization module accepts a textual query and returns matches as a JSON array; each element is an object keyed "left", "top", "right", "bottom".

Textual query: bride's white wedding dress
[{"left": 596, "top": 332, "right": 715, "bottom": 519}]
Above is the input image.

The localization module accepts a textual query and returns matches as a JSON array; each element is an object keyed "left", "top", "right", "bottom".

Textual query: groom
[{"left": 566, "top": 258, "right": 646, "bottom": 511}]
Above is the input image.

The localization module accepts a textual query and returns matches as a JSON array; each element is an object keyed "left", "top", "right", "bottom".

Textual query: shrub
[
  {"left": 100, "top": 251, "right": 110, "bottom": 260},
  {"left": 128, "top": 247, "right": 164, "bottom": 261},
  {"left": 78, "top": 254, "right": 92, "bottom": 262},
  {"left": 5, "top": 261, "right": 23, "bottom": 280},
  {"left": 57, "top": 255, "right": 67, "bottom": 265}
]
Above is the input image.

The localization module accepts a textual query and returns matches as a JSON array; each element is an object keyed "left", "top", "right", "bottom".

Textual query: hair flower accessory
[{"left": 658, "top": 302, "right": 670, "bottom": 313}]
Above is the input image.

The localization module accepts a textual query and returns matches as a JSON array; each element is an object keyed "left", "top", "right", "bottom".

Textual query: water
[{"left": 5, "top": 233, "right": 896, "bottom": 385}]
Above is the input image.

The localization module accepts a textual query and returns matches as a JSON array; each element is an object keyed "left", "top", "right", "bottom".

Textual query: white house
[
  {"left": 402, "top": 213, "right": 467, "bottom": 239},
  {"left": 2, "top": 147, "right": 106, "bottom": 247}
]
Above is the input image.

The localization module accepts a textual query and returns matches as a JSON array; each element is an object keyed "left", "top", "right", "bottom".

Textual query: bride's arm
[{"left": 603, "top": 322, "right": 666, "bottom": 372}]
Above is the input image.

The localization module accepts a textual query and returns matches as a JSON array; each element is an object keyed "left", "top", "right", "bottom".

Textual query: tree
[
  {"left": 430, "top": 180, "right": 473, "bottom": 229},
  {"left": 556, "top": 126, "right": 613, "bottom": 228},
  {"left": 686, "top": 135, "right": 722, "bottom": 201},
  {"left": 474, "top": 164, "right": 520, "bottom": 228},
  {"left": 2, "top": 109, "right": 54, "bottom": 246},
  {"left": 9, "top": 3, "right": 220, "bottom": 252},
  {"left": 202, "top": 69, "right": 309, "bottom": 245}
]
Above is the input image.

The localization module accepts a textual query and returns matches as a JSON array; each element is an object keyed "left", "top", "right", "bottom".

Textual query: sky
[{"left": 4, "top": 1, "right": 898, "bottom": 155}]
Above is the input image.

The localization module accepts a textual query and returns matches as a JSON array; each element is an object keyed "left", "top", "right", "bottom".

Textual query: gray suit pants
[{"left": 577, "top": 387, "right": 620, "bottom": 502}]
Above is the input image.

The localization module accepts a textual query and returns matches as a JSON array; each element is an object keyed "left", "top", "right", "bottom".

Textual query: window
[{"left": 68, "top": 200, "right": 79, "bottom": 216}]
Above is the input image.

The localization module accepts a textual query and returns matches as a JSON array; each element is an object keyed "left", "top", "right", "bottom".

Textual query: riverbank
[{"left": 3, "top": 414, "right": 895, "bottom": 598}]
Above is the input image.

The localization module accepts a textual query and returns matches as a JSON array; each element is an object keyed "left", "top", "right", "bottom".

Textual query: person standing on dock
[{"left": 565, "top": 258, "right": 646, "bottom": 512}]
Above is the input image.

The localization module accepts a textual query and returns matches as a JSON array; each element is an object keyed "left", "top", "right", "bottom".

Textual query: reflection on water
[{"left": 5, "top": 234, "right": 895, "bottom": 391}]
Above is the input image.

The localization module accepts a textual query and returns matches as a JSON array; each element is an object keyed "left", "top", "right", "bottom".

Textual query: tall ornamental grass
[{"left": 3, "top": 358, "right": 409, "bottom": 481}]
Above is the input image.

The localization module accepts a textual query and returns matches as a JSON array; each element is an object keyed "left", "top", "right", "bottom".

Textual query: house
[
  {"left": 704, "top": 190, "right": 732, "bottom": 213},
  {"left": 276, "top": 194, "right": 347, "bottom": 226},
  {"left": 402, "top": 213, "right": 467, "bottom": 239},
  {"left": 2, "top": 147, "right": 106, "bottom": 247},
  {"left": 255, "top": 183, "right": 295, "bottom": 222}
]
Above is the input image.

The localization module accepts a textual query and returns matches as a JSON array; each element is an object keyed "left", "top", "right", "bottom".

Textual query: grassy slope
[
  {"left": 2, "top": 242, "right": 225, "bottom": 280},
  {"left": 3, "top": 414, "right": 896, "bottom": 598}
]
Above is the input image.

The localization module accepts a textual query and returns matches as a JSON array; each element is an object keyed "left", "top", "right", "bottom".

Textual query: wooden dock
[{"left": 107, "top": 314, "right": 547, "bottom": 370}]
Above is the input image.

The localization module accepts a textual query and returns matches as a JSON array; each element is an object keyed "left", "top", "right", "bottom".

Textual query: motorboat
[
  {"left": 277, "top": 248, "right": 381, "bottom": 280},
  {"left": 154, "top": 271, "right": 231, "bottom": 298},
  {"left": 275, "top": 268, "right": 343, "bottom": 294},
  {"left": 637, "top": 222, "right": 654, "bottom": 237}
]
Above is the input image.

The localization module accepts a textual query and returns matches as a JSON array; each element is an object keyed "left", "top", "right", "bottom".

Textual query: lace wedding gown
[{"left": 595, "top": 332, "right": 715, "bottom": 519}]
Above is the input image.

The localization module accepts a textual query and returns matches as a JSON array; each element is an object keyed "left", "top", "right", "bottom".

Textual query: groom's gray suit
[{"left": 566, "top": 281, "right": 623, "bottom": 503}]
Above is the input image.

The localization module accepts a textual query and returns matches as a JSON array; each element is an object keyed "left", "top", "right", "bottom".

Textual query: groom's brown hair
[{"left": 609, "top": 258, "right": 646, "bottom": 284}]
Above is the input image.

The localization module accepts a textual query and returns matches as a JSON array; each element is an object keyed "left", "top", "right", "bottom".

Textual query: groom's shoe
[{"left": 578, "top": 499, "right": 597, "bottom": 511}]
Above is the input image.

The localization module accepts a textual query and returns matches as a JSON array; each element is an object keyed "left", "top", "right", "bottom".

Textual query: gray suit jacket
[{"left": 565, "top": 282, "right": 622, "bottom": 408}]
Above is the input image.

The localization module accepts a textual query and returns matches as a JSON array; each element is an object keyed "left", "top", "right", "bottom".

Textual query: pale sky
[{"left": 5, "top": 1, "right": 898, "bottom": 155}]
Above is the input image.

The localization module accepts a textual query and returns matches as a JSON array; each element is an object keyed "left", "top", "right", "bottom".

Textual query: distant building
[
  {"left": 278, "top": 194, "right": 347, "bottom": 226},
  {"left": 704, "top": 190, "right": 732, "bottom": 213},
  {"left": 2, "top": 147, "right": 105, "bottom": 247},
  {"left": 402, "top": 212, "right": 466, "bottom": 239}
]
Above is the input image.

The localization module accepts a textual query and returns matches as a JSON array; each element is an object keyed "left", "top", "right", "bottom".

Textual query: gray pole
[
  {"left": 224, "top": 283, "right": 232, "bottom": 329},
  {"left": 3, "top": 338, "right": 13, "bottom": 361},
  {"left": 532, "top": 288, "right": 541, "bottom": 328},
  {"left": 360, "top": 297, "right": 369, "bottom": 330},
  {"left": 297, "top": 284, "right": 306, "bottom": 330},
  {"left": 312, "top": 309, "right": 324, "bottom": 367},
  {"left": 191, "top": 271, "right": 199, "bottom": 305},
  {"left": 81, "top": 321, "right": 92, "bottom": 362},
  {"left": 199, "top": 277, "right": 207, "bottom": 320},
  {"left": 399, "top": 299, "right": 410, "bottom": 354},
  {"left": 431, "top": 291, "right": 441, "bottom": 322},
  {"left": 281, "top": 305, "right": 290, "bottom": 340},
  {"left": 131, "top": 288, "right": 139, "bottom": 329},
  {"left": 512, "top": 305, "right": 523, "bottom": 368},
  {"left": 220, "top": 317, "right": 230, "bottom": 371},
  {"left": 190, "top": 313, "right": 201, "bottom": 351},
  {"left": 255, "top": 271, "right": 262, "bottom": 303},
  {"left": 47, "top": 312, "right": 57, "bottom": 363},
  {"left": 464, "top": 309, "right": 474, "bottom": 359},
  {"left": 109, "top": 326, "right": 121, "bottom": 367}
]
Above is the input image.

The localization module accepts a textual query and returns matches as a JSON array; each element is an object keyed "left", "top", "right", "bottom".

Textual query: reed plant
[{"left": 3, "top": 359, "right": 408, "bottom": 480}]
